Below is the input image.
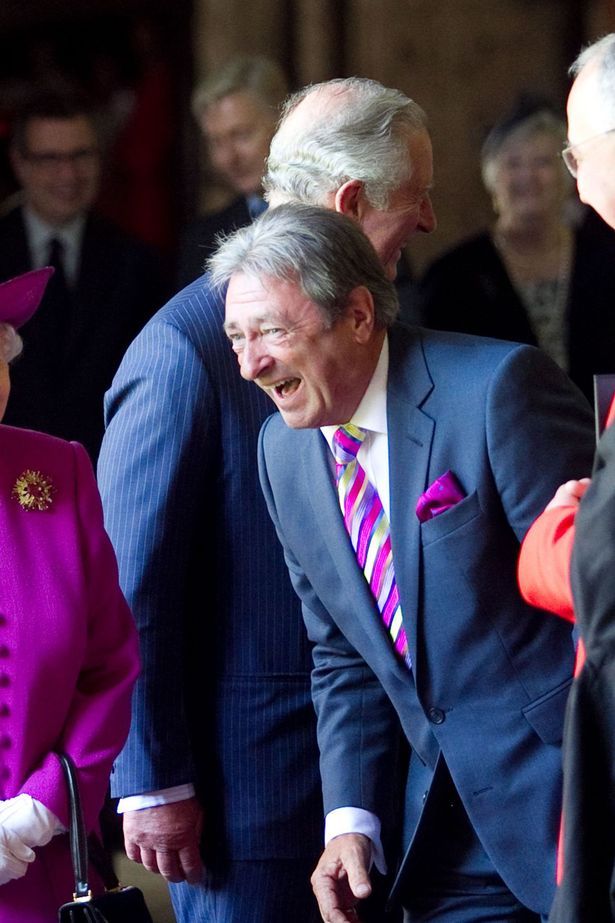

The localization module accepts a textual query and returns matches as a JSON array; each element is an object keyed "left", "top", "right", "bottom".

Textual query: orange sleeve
[{"left": 517, "top": 506, "right": 577, "bottom": 622}]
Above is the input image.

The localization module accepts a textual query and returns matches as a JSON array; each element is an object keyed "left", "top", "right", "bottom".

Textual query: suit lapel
[
  {"left": 299, "top": 325, "right": 436, "bottom": 676},
  {"left": 387, "top": 327, "right": 434, "bottom": 670}
]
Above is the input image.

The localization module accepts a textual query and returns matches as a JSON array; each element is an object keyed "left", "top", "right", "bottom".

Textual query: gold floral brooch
[{"left": 12, "top": 470, "right": 55, "bottom": 511}]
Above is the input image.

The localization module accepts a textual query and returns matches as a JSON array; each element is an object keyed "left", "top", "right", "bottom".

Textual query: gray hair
[
  {"left": 264, "top": 77, "right": 426, "bottom": 210},
  {"left": 0, "top": 324, "right": 22, "bottom": 363},
  {"left": 208, "top": 203, "right": 399, "bottom": 328},
  {"left": 570, "top": 34, "right": 615, "bottom": 130},
  {"left": 481, "top": 109, "right": 567, "bottom": 192},
  {"left": 191, "top": 55, "right": 288, "bottom": 123}
]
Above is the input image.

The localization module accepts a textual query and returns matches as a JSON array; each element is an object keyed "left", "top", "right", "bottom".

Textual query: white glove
[
  {"left": 0, "top": 794, "right": 64, "bottom": 848},
  {"left": 0, "top": 826, "right": 35, "bottom": 885}
]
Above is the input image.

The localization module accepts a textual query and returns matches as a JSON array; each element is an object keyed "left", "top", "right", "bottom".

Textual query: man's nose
[
  {"left": 239, "top": 339, "right": 272, "bottom": 380},
  {"left": 419, "top": 194, "right": 437, "bottom": 234}
]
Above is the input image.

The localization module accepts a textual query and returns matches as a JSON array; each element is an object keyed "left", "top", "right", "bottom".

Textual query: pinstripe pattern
[
  {"left": 169, "top": 858, "right": 320, "bottom": 923},
  {"left": 97, "top": 273, "right": 322, "bottom": 917},
  {"left": 333, "top": 424, "right": 410, "bottom": 667}
]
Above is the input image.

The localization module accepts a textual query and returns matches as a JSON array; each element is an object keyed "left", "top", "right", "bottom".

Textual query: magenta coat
[{"left": 0, "top": 425, "right": 140, "bottom": 921}]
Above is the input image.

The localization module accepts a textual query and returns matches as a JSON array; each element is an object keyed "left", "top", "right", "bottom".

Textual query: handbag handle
[{"left": 58, "top": 752, "right": 91, "bottom": 900}]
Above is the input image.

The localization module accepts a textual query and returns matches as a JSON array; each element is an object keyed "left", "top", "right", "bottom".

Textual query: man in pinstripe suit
[{"left": 97, "top": 76, "right": 435, "bottom": 922}]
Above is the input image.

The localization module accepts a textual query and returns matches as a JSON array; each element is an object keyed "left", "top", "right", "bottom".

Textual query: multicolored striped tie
[{"left": 332, "top": 423, "right": 411, "bottom": 667}]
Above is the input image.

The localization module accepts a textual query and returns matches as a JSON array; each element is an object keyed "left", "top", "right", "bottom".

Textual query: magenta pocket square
[{"left": 416, "top": 470, "right": 465, "bottom": 522}]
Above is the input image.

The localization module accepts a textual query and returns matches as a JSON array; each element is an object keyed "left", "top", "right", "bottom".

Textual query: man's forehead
[{"left": 225, "top": 272, "right": 309, "bottom": 322}]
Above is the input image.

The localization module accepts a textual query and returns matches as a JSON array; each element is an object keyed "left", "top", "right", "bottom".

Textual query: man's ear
[
  {"left": 334, "top": 180, "right": 365, "bottom": 219},
  {"left": 344, "top": 285, "right": 377, "bottom": 343}
]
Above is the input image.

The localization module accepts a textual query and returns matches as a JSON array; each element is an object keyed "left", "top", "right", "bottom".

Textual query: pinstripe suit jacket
[{"left": 97, "top": 273, "right": 322, "bottom": 861}]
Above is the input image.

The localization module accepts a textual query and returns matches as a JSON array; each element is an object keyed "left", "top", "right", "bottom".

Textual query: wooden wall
[{"left": 189, "top": 0, "right": 611, "bottom": 273}]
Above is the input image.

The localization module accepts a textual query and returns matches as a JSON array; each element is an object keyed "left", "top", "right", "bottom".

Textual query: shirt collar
[{"left": 23, "top": 206, "right": 85, "bottom": 255}]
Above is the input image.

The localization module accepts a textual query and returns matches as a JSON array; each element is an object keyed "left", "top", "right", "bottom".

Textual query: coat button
[
  {"left": 0, "top": 735, "right": 11, "bottom": 750},
  {"left": 0, "top": 766, "right": 9, "bottom": 780},
  {"left": 0, "top": 705, "right": 9, "bottom": 718},
  {"left": 0, "top": 646, "right": 9, "bottom": 658},
  {"left": 0, "top": 615, "right": 6, "bottom": 627},
  {"left": 0, "top": 675, "right": 9, "bottom": 688},
  {"left": 427, "top": 706, "right": 445, "bottom": 724}
]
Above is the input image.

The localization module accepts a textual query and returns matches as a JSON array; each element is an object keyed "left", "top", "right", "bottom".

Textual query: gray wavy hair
[
  {"left": 0, "top": 324, "right": 22, "bottom": 362},
  {"left": 209, "top": 203, "right": 399, "bottom": 329},
  {"left": 191, "top": 55, "right": 288, "bottom": 123},
  {"left": 570, "top": 34, "right": 615, "bottom": 131},
  {"left": 263, "top": 77, "right": 426, "bottom": 210}
]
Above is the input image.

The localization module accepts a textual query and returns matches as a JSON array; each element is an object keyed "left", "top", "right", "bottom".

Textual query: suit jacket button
[
  {"left": 428, "top": 706, "right": 445, "bottom": 724},
  {"left": 0, "top": 675, "right": 9, "bottom": 688},
  {"left": 0, "top": 705, "right": 9, "bottom": 718}
]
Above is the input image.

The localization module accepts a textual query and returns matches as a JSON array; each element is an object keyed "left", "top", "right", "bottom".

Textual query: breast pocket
[{"left": 420, "top": 490, "right": 481, "bottom": 546}]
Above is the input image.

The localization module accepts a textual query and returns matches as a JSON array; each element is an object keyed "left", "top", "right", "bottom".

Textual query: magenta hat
[{"left": 0, "top": 266, "right": 54, "bottom": 329}]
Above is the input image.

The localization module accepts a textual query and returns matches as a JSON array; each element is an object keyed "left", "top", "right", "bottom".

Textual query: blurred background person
[
  {"left": 176, "top": 54, "right": 288, "bottom": 286},
  {"left": 0, "top": 266, "right": 139, "bottom": 922},
  {"left": 0, "top": 90, "right": 163, "bottom": 462},
  {"left": 418, "top": 97, "right": 615, "bottom": 401}
]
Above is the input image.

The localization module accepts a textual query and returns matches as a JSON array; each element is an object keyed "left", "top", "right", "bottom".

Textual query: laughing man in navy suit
[{"left": 211, "top": 201, "right": 595, "bottom": 923}]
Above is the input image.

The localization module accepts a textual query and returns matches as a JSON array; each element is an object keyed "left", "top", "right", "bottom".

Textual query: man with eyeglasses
[
  {"left": 518, "top": 32, "right": 615, "bottom": 922},
  {"left": 0, "top": 91, "right": 162, "bottom": 461}
]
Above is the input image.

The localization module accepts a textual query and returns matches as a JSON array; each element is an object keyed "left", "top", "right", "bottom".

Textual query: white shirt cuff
[
  {"left": 325, "top": 806, "right": 387, "bottom": 874},
  {"left": 117, "top": 784, "right": 196, "bottom": 814}
]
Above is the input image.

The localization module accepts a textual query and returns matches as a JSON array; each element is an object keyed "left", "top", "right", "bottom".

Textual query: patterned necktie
[{"left": 332, "top": 423, "right": 411, "bottom": 667}]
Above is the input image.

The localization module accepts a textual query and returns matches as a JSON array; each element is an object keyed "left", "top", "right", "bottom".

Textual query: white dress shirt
[
  {"left": 320, "top": 337, "right": 390, "bottom": 873},
  {"left": 23, "top": 207, "right": 85, "bottom": 288}
]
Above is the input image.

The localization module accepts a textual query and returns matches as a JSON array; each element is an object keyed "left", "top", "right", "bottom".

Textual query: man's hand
[
  {"left": 545, "top": 477, "right": 591, "bottom": 511},
  {"left": 311, "top": 833, "right": 372, "bottom": 923},
  {"left": 123, "top": 799, "right": 203, "bottom": 884}
]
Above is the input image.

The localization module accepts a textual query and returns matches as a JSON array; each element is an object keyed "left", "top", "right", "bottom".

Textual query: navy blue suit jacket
[
  {"left": 258, "top": 324, "right": 594, "bottom": 913},
  {"left": 97, "top": 273, "right": 322, "bottom": 862}
]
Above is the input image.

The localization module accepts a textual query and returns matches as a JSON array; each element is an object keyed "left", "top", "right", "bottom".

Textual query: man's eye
[{"left": 263, "top": 327, "right": 283, "bottom": 336}]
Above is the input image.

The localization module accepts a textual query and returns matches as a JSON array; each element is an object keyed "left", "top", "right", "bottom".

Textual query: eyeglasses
[
  {"left": 22, "top": 148, "right": 99, "bottom": 170},
  {"left": 562, "top": 128, "right": 615, "bottom": 177}
]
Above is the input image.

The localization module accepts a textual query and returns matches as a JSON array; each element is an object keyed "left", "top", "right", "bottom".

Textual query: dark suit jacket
[
  {"left": 97, "top": 273, "right": 322, "bottom": 865},
  {"left": 258, "top": 324, "right": 594, "bottom": 914},
  {"left": 0, "top": 206, "right": 162, "bottom": 461},
  {"left": 177, "top": 196, "right": 252, "bottom": 288},
  {"left": 417, "top": 210, "right": 615, "bottom": 401},
  {"left": 550, "top": 421, "right": 615, "bottom": 922}
]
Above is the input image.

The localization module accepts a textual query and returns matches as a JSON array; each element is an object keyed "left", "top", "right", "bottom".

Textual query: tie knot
[{"left": 332, "top": 424, "right": 367, "bottom": 464}]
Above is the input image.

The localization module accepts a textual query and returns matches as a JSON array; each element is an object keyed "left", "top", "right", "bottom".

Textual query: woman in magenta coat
[{"left": 0, "top": 267, "right": 140, "bottom": 921}]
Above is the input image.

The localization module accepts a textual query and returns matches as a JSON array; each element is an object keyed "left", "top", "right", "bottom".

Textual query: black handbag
[{"left": 57, "top": 752, "right": 154, "bottom": 923}]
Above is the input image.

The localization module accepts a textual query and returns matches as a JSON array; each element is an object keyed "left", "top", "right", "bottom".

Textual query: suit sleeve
[
  {"left": 98, "top": 318, "right": 216, "bottom": 796},
  {"left": 485, "top": 345, "right": 594, "bottom": 542},
  {"left": 258, "top": 421, "right": 404, "bottom": 828},
  {"left": 19, "top": 442, "right": 140, "bottom": 830}
]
